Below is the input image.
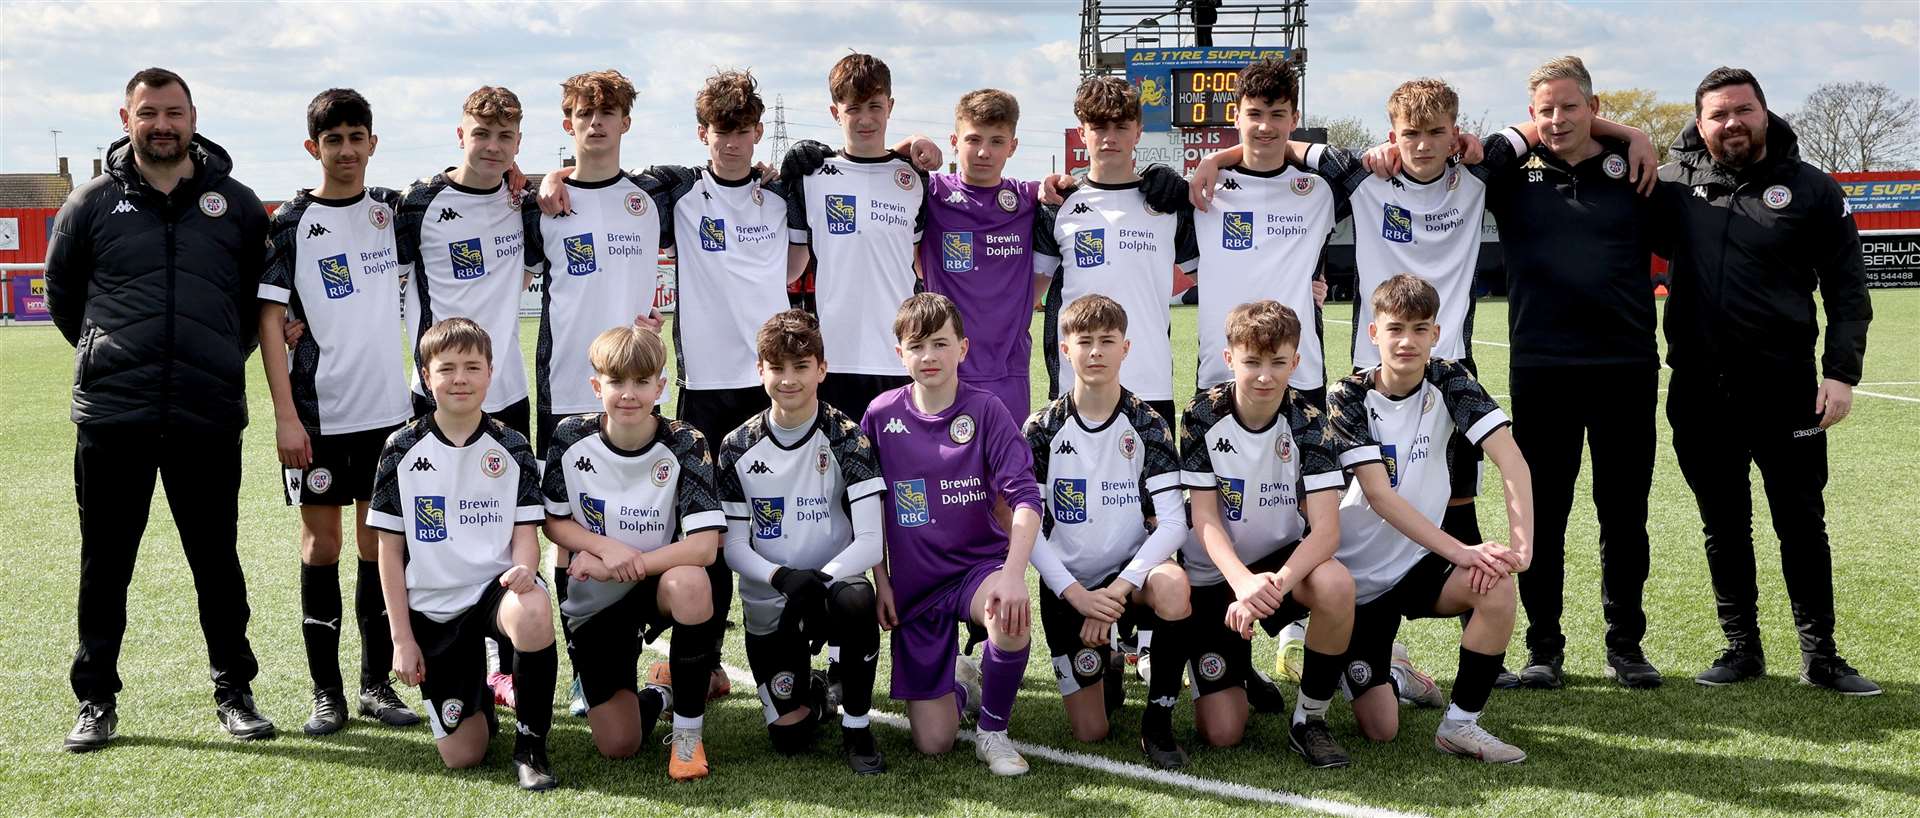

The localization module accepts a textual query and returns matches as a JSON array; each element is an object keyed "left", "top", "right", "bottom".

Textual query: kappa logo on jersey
[
  {"left": 1222, "top": 212, "right": 1255, "bottom": 250},
  {"left": 564, "top": 233, "right": 598, "bottom": 276},
  {"left": 1212, "top": 437, "right": 1237, "bottom": 454},
  {"left": 318, "top": 254, "right": 355, "bottom": 299},
  {"left": 893, "top": 479, "right": 931, "bottom": 527},
  {"left": 818, "top": 164, "right": 843, "bottom": 176},
  {"left": 579, "top": 494, "right": 607, "bottom": 535},
  {"left": 410, "top": 457, "right": 436, "bottom": 472},
  {"left": 1069, "top": 202, "right": 1093, "bottom": 215},
  {"left": 1073, "top": 229, "right": 1106, "bottom": 267},
  {"left": 1380, "top": 443, "right": 1401, "bottom": 488},
  {"left": 1382, "top": 203, "right": 1414, "bottom": 243},
  {"left": 882, "top": 418, "right": 909, "bottom": 435},
  {"left": 1054, "top": 440, "right": 1077, "bottom": 455},
  {"left": 307, "top": 223, "right": 332, "bottom": 239},
  {"left": 573, "top": 456, "right": 595, "bottom": 473},
  {"left": 699, "top": 216, "right": 727, "bottom": 252},
  {"left": 1220, "top": 177, "right": 1242, "bottom": 191},
  {"left": 746, "top": 460, "right": 773, "bottom": 475},
  {"left": 414, "top": 496, "right": 449, "bottom": 542},
  {"left": 1051, "top": 478, "right": 1088, "bottom": 524},
  {"left": 111, "top": 200, "right": 139, "bottom": 214},
  {"left": 825, "top": 194, "right": 858, "bottom": 234},
  {"left": 437, "top": 207, "right": 462, "bottom": 222},
  {"left": 752, "top": 497, "right": 784, "bottom": 538},
  {"left": 449, "top": 239, "right": 486, "bottom": 279},
  {"left": 946, "top": 189, "right": 968, "bottom": 204},
  {"left": 1217, "top": 477, "right": 1247, "bottom": 522},
  {"left": 942, "top": 231, "right": 974, "bottom": 273}
]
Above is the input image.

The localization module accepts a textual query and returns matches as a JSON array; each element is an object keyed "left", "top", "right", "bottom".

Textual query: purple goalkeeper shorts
[{"left": 889, "top": 560, "right": 1002, "bottom": 701}]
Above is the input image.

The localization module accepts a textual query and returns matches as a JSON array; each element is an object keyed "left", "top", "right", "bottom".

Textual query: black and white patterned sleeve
[
  {"left": 1326, "top": 374, "right": 1383, "bottom": 471},
  {"left": 828, "top": 410, "right": 886, "bottom": 503},
  {"left": 503, "top": 424, "right": 544, "bottom": 525},
  {"left": 1129, "top": 396, "right": 1182, "bottom": 496},
  {"left": 542, "top": 415, "right": 595, "bottom": 517},
  {"left": 1179, "top": 387, "right": 1229, "bottom": 488},
  {"left": 670, "top": 422, "right": 728, "bottom": 536},
  {"left": 1287, "top": 391, "right": 1346, "bottom": 493},
  {"left": 1432, "top": 360, "right": 1511, "bottom": 446},
  {"left": 259, "top": 197, "right": 303, "bottom": 304},
  {"left": 1303, "top": 144, "right": 1369, "bottom": 203},
  {"left": 366, "top": 423, "right": 420, "bottom": 534}
]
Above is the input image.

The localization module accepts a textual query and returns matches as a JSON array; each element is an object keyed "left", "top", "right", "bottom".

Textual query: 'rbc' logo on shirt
[
  {"left": 1051, "top": 478, "right": 1088, "bottom": 524},
  {"left": 449, "top": 239, "right": 486, "bottom": 279},
  {"left": 1074, "top": 229, "right": 1105, "bottom": 267},
  {"left": 1382, "top": 203, "right": 1414, "bottom": 243},
  {"left": 579, "top": 494, "right": 607, "bottom": 535},
  {"left": 942, "top": 232, "right": 974, "bottom": 273},
  {"left": 1222, "top": 212, "right": 1255, "bottom": 250},
  {"left": 1380, "top": 444, "right": 1401, "bottom": 488},
  {"left": 318, "top": 254, "right": 355, "bottom": 299},
  {"left": 826, "top": 194, "right": 858, "bottom": 234},
  {"left": 564, "top": 233, "right": 598, "bottom": 275},
  {"left": 699, "top": 216, "right": 727, "bottom": 252},
  {"left": 414, "top": 496, "right": 448, "bottom": 542},
  {"left": 1216, "top": 477, "right": 1247, "bottom": 522},
  {"left": 893, "top": 479, "right": 930, "bottom": 528},
  {"left": 752, "top": 497, "right": 784, "bottom": 539}
]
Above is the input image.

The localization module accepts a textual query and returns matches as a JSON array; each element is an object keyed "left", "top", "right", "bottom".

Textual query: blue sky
[{"left": 2, "top": 0, "right": 1915, "bottom": 199}]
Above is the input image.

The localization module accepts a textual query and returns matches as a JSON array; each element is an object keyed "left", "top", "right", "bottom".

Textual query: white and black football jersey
[
  {"left": 653, "top": 164, "right": 791, "bottom": 391},
  {"left": 784, "top": 147, "right": 928, "bottom": 377},
  {"left": 1023, "top": 390, "right": 1185, "bottom": 594},
  {"left": 1035, "top": 180, "right": 1198, "bottom": 402},
  {"left": 260, "top": 187, "right": 411, "bottom": 434},
  {"left": 1304, "top": 144, "right": 1489, "bottom": 369},
  {"left": 395, "top": 172, "right": 540, "bottom": 411},
  {"left": 1327, "top": 360, "right": 1509, "bottom": 603},
  {"left": 1178, "top": 383, "right": 1344, "bottom": 586},
  {"left": 716, "top": 404, "right": 886, "bottom": 635},
  {"left": 540, "top": 414, "right": 725, "bottom": 624},
  {"left": 531, "top": 172, "right": 673, "bottom": 417},
  {"left": 1192, "top": 165, "right": 1340, "bottom": 390},
  {"left": 367, "top": 415, "right": 544, "bottom": 622}
]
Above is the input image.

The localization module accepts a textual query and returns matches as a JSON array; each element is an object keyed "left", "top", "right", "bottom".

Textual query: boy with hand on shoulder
[
  {"left": 540, "top": 326, "right": 727, "bottom": 782},
  {"left": 368, "top": 318, "right": 557, "bottom": 791},
  {"left": 717, "top": 309, "right": 889, "bottom": 774},
  {"left": 1024, "top": 294, "right": 1194, "bottom": 769},
  {"left": 1326, "top": 274, "right": 1533, "bottom": 763},
  {"left": 863, "top": 293, "right": 1044, "bottom": 776},
  {"left": 259, "top": 88, "right": 421, "bottom": 736},
  {"left": 1179, "top": 301, "right": 1355, "bottom": 768}
]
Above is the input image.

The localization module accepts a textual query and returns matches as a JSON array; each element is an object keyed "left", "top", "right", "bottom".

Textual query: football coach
[
  {"left": 1659, "top": 67, "right": 1878, "bottom": 696},
  {"left": 46, "top": 67, "right": 277, "bottom": 751}
]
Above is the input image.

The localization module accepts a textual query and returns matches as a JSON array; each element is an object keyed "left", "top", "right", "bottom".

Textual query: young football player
[
  {"left": 1024, "top": 294, "right": 1193, "bottom": 769},
  {"left": 1326, "top": 274, "right": 1533, "bottom": 763},
  {"left": 369, "top": 318, "right": 557, "bottom": 790},
  {"left": 541, "top": 325, "right": 726, "bottom": 781},
  {"left": 783, "top": 53, "right": 929, "bottom": 421},
  {"left": 259, "top": 88, "right": 420, "bottom": 736},
  {"left": 1180, "top": 300, "right": 1355, "bottom": 768},
  {"left": 718, "top": 309, "right": 888, "bottom": 774},
  {"left": 862, "top": 293, "right": 1043, "bottom": 776}
]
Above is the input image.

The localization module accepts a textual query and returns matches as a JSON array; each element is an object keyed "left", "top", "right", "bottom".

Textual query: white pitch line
[
  {"left": 1322, "top": 318, "right": 1509, "bottom": 348},
  {"left": 1856, "top": 389, "right": 1920, "bottom": 404},
  {"left": 1859, "top": 381, "right": 1920, "bottom": 386},
  {"left": 645, "top": 639, "right": 1428, "bottom": 818}
]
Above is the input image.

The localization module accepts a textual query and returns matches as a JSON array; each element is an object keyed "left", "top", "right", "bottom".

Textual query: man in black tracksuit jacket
[
  {"left": 45, "top": 69, "right": 279, "bottom": 750},
  {"left": 1657, "top": 68, "right": 1877, "bottom": 695}
]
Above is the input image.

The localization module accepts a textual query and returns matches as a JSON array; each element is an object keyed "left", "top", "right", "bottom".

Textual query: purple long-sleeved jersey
[{"left": 918, "top": 174, "right": 1045, "bottom": 384}]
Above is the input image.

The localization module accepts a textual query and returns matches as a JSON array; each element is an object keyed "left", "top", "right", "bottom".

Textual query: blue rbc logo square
[
  {"left": 1074, "top": 229, "right": 1105, "bottom": 267},
  {"left": 1382, "top": 203, "right": 1414, "bottom": 243},
  {"left": 564, "top": 233, "right": 598, "bottom": 275},
  {"left": 1380, "top": 443, "right": 1401, "bottom": 488},
  {"left": 1051, "top": 478, "right": 1088, "bottom": 524},
  {"left": 1216, "top": 477, "right": 1247, "bottom": 522},
  {"left": 414, "top": 496, "right": 448, "bottom": 542},
  {"left": 448, "top": 239, "right": 486, "bottom": 279},
  {"left": 752, "top": 497, "right": 784, "bottom": 539},
  {"left": 318, "top": 254, "right": 355, "bottom": 299},
  {"left": 942, "top": 232, "right": 974, "bottom": 273},
  {"left": 699, "top": 216, "right": 727, "bottom": 252},
  {"left": 893, "top": 479, "right": 930, "bottom": 528},
  {"left": 826, "top": 195, "right": 858, "bottom": 234},
  {"left": 579, "top": 494, "right": 606, "bottom": 535},
  {"left": 1222, "top": 212, "right": 1255, "bottom": 250}
]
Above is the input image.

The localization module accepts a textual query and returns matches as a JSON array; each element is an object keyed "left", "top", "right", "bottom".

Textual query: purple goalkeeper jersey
[
  {"left": 919, "top": 174, "right": 1044, "bottom": 383},
  {"left": 862, "top": 382, "right": 1044, "bottom": 613}
]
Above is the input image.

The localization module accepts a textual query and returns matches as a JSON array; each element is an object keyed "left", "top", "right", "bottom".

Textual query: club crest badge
[
  {"left": 1291, "top": 175, "right": 1315, "bottom": 196},
  {"left": 652, "top": 458, "right": 674, "bottom": 486},
  {"left": 816, "top": 445, "right": 831, "bottom": 475},
  {"left": 1763, "top": 185, "right": 1792, "bottom": 209},
  {"left": 1073, "top": 648, "right": 1102, "bottom": 676},
  {"left": 949, "top": 414, "right": 976, "bottom": 444},
  {"left": 1275, "top": 434, "right": 1292, "bottom": 463},
  {"left": 1197, "top": 652, "right": 1226, "bottom": 681},
  {"left": 369, "top": 203, "right": 391, "bottom": 229},
  {"left": 895, "top": 168, "right": 915, "bottom": 191},
  {"left": 306, "top": 468, "right": 333, "bottom": 493},
  {"left": 481, "top": 448, "right": 507, "bottom": 478},
  {"left": 1119, "top": 429, "right": 1137, "bottom": 459},
  {"left": 997, "top": 188, "right": 1019, "bottom": 212},
  {"left": 1603, "top": 154, "right": 1627, "bottom": 179},
  {"left": 625, "top": 191, "right": 649, "bottom": 216},
  {"left": 199, "top": 191, "right": 227, "bottom": 217}
]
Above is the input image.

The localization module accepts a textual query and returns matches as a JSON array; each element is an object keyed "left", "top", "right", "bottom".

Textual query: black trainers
[
  {"left": 1604, "top": 650, "right": 1664, "bottom": 689},
  {"left": 1518, "top": 653, "right": 1564, "bottom": 689},
  {"left": 1246, "top": 671, "right": 1288, "bottom": 715},
  {"left": 64, "top": 702, "right": 118, "bottom": 753},
  {"left": 303, "top": 688, "right": 349, "bottom": 736},
  {"left": 216, "top": 695, "right": 276, "bottom": 741},
  {"left": 513, "top": 744, "right": 559, "bottom": 791},
  {"left": 1139, "top": 721, "right": 1190, "bottom": 770},
  {"left": 1288, "top": 718, "right": 1352, "bottom": 769},
  {"left": 842, "top": 725, "right": 886, "bottom": 775},
  {"left": 1695, "top": 648, "right": 1765, "bottom": 687},
  {"left": 359, "top": 682, "right": 422, "bottom": 726},
  {"left": 1492, "top": 665, "right": 1522, "bottom": 689},
  {"left": 1801, "top": 656, "right": 1881, "bottom": 696}
]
